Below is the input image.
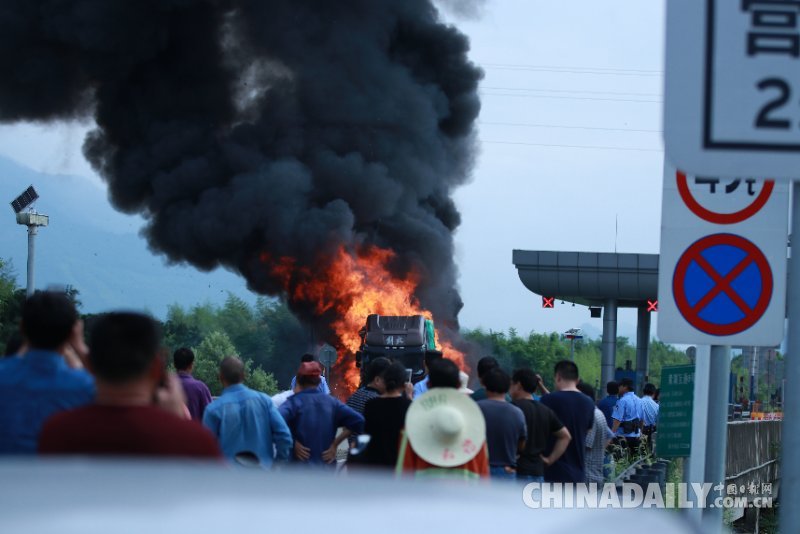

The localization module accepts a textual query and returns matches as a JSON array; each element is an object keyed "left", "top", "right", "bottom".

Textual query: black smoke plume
[{"left": 0, "top": 1, "right": 482, "bottom": 338}]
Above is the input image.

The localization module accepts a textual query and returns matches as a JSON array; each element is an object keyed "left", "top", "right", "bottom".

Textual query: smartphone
[{"left": 405, "top": 368, "right": 413, "bottom": 383}]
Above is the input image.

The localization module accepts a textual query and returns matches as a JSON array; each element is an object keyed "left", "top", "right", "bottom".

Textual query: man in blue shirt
[
  {"left": 0, "top": 291, "right": 95, "bottom": 453},
  {"left": 597, "top": 381, "right": 618, "bottom": 428},
  {"left": 640, "top": 383, "right": 660, "bottom": 454},
  {"left": 280, "top": 362, "right": 364, "bottom": 466},
  {"left": 611, "top": 378, "right": 643, "bottom": 460},
  {"left": 413, "top": 351, "right": 443, "bottom": 399},
  {"left": 203, "top": 357, "right": 292, "bottom": 467}
]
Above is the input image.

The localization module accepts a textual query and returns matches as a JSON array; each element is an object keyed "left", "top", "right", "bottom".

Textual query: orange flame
[{"left": 263, "top": 245, "right": 466, "bottom": 396}]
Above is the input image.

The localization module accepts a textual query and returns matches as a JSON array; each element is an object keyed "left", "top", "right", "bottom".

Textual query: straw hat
[{"left": 405, "top": 388, "right": 486, "bottom": 467}]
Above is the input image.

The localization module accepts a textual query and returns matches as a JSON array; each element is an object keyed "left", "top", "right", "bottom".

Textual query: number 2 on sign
[{"left": 756, "top": 78, "right": 792, "bottom": 130}]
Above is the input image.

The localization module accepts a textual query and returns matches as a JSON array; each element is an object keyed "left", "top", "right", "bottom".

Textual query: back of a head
[
  {"left": 483, "top": 367, "right": 511, "bottom": 394},
  {"left": 427, "top": 358, "right": 460, "bottom": 389},
  {"left": 173, "top": 347, "right": 195, "bottom": 371},
  {"left": 21, "top": 291, "right": 78, "bottom": 351},
  {"left": 477, "top": 356, "right": 499, "bottom": 379},
  {"left": 606, "top": 381, "right": 620, "bottom": 396},
  {"left": 619, "top": 377, "right": 634, "bottom": 391},
  {"left": 300, "top": 353, "right": 315, "bottom": 363},
  {"left": 381, "top": 362, "right": 407, "bottom": 392},
  {"left": 424, "top": 350, "right": 443, "bottom": 369},
  {"left": 220, "top": 356, "right": 245, "bottom": 385},
  {"left": 577, "top": 381, "right": 596, "bottom": 401},
  {"left": 89, "top": 312, "right": 161, "bottom": 384},
  {"left": 643, "top": 382, "right": 657, "bottom": 396},
  {"left": 512, "top": 368, "right": 538, "bottom": 394},
  {"left": 365, "top": 356, "right": 391, "bottom": 384},
  {"left": 554, "top": 360, "right": 579, "bottom": 382}
]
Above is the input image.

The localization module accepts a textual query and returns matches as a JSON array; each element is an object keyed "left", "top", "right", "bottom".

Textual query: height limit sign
[
  {"left": 658, "top": 166, "right": 789, "bottom": 345},
  {"left": 665, "top": 0, "right": 800, "bottom": 178}
]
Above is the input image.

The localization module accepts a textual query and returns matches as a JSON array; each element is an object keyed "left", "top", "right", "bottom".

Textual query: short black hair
[
  {"left": 428, "top": 358, "right": 460, "bottom": 389},
  {"left": 365, "top": 357, "right": 391, "bottom": 384},
  {"left": 477, "top": 356, "right": 499, "bottom": 379},
  {"left": 220, "top": 356, "right": 245, "bottom": 384},
  {"left": 619, "top": 377, "right": 634, "bottom": 390},
  {"left": 606, "top": 381, "right": 619, "bottom": 395},
  {"left": 297, "top": 373, "right": 321, "bottom": 387},
  {"left": 4, "top": 331, "right": 23, "bottom": 357},
  {"left": 89, "top": 312, "right": 161, "bottom": 383},
  {"left": 381, "top": 362, "right": 407, "bottom": 392},
  {"left": 173, "top": 347, "right": 195, "bottom": 371},
  {"left": 483, "top": 367, "right": 511, "bottom": 394},
  {"left": 21, "top": 291, "right": 78, "bottom": 350},
  {"left": 424, "top": 350, "right": 443, "bottom": 369},
  {"left": 300, "top": 353, "right": 315, "bottom": 363},
  {"left": 643, "top": 383, "right": 657, "bottom": 396},
  {"left": 554, "top": 360, "right": 579, "bottom": 382},
  {"left": 577, "top": 381, "right": 596, "bottom": 400},
  {"left": 512, "top": 368, "right": 538, "bottom": 394}
]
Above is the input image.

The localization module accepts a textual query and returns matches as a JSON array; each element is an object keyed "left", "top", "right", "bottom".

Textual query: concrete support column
[
  {"left": 636, "top": 305, "right": 651, "bottom": 393},
  {"left": 601, "top": 298, "right": 617, "bottom": 390}
]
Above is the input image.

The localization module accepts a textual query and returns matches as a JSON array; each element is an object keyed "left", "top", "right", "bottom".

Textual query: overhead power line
[
  {"left": 479, "top": 120, "right": 661, "bottom": 134},
  {"left": 481, "top": 86, "right": 662, "bottom": 98},
  {"left": 482, "top": 140, "right": 663, "bottom": 152},
  {"left": 479, "top": 62, "right": 664, "bottom": 77},
  {"left": 480, "top": 91, "right": 662, "bottom": 104}
]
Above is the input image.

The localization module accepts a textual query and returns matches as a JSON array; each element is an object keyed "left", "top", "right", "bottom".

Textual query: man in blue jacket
[
  {"left": 203, "top": 357, "right": 292, "bottom": 467},
  {"left": 280, "top": 362, "right": 364, "bottom": 466}
]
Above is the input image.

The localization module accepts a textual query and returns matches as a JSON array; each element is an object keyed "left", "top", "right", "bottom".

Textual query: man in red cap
[{"left": 279, "top": 361, "right": 364, "bottom": 466}]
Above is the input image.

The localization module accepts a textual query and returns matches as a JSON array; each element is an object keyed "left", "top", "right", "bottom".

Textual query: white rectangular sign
[
  {"left": 658, "top": 164, "right": 789, "bottom": 345},
  {"left": 665, "top": 0, "right": 800, "bottom": 178}
]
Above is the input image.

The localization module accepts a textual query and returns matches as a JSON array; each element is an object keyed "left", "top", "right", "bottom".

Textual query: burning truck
[{"left": 355, "top": 314, "right": 441, "bottom": 385}]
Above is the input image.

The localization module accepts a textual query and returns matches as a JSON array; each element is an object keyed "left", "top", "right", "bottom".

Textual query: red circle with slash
[{"left": 676, "top": 171, "right": 774, "bottom": 225}]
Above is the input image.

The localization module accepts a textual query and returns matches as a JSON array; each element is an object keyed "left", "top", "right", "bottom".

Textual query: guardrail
[{"left": 725, "top": 420, "right": 781, "bottom": 496}]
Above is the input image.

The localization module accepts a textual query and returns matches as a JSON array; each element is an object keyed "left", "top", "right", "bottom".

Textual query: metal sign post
[{"left": 780, "top": 182, "right": 800, "bottom": 531}]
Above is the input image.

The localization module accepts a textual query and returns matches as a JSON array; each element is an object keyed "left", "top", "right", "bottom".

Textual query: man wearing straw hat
[{"left": 396, "top": 359, "right": 489, "bottom": 480}]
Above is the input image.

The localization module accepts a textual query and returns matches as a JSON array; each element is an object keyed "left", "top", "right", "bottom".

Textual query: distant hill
[{"left": 0, "top": 156, "right": 256, "bottom": 318}]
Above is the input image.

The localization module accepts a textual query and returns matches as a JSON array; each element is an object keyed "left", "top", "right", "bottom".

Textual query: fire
[{"left": 263, "top": 245, "right": 466, "bottom": 396}]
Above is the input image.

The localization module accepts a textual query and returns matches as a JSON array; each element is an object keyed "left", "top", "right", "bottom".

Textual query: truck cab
[{"left": 355, "top": 314, "right": 440, "bottom": 385}]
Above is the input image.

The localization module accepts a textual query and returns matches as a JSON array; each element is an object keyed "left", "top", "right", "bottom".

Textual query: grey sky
[{"left": 0, "top": 0, "right": 667, "bottom": 337}]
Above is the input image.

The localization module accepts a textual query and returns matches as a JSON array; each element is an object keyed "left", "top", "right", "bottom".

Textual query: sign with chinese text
[
  {"left": 665, "top": 0, "right": 800, "bottom": 178},
  {"left": 658, "top": 165, "right": 788, "bottom": 345},
  {"left": 657, "top": 365, "right": 696, "bottom": 458}
]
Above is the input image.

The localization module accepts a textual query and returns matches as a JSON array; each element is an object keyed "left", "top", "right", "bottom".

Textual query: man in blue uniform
[{"left": 610, "top": 378, "right": 643, "bottom": 460}]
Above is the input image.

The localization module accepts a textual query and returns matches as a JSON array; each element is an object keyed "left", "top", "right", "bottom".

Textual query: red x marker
[
  {"left": 542, "top": 297, "right": 555, "bottom": 309},
  {"left": 647, "top": 300, "right": 658, "bottom": 312}
]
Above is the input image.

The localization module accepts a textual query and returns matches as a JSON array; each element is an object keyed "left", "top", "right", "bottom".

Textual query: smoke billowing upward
[{"left": 0, "top": 1, "right": 482, "bottom": 336}]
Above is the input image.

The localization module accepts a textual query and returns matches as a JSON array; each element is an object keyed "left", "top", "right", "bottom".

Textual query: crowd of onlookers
[{"left": 0, "top": 291, "right": 660, "bottom": 483}]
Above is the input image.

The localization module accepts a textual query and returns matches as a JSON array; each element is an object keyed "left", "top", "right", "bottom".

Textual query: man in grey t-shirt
[{"left": 477, "top": 368, "right": 526, "bottom": 481}]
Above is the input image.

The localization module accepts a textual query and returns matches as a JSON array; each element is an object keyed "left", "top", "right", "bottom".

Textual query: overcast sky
[{"left": 0, "top": 0, "right": 667, "bottom": 338}]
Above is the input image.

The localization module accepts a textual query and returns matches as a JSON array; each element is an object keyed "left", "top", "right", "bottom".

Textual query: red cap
[{"left": 297, "top": 361, "right": 322, "bottom": 377}]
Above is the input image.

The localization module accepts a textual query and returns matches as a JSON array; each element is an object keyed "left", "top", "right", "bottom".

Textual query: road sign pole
[
  {"left": 701, "top": 345, "right": 730, "bottom": 534},
  {"left": 780, "top": 181, "right": 800, "bottom": 532},
  {"left": 686, "top": 345, "right": 710, "bottom": 525}
]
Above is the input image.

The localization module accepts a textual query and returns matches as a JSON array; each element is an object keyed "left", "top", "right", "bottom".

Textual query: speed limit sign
[{"left": 665, "top": 0, "right": 800, "bottom": 178}]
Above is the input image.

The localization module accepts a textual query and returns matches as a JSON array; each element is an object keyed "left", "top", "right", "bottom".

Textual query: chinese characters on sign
[
  {"left": 657, "top": 365, "right": 695, "bottom": 458},
  {"left": 664, "top": 0, "right": 800, "bottom": 177}
]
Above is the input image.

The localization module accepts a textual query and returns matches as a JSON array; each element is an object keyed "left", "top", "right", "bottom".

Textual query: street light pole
[{"left": 16, "top": 211, "right": 49, "bottom": 298}]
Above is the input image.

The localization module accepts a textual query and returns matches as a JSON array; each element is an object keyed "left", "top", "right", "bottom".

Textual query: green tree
[
  {"left": 0, "top": 259, "right": 24, "bottom": 351},
  {"left": 191, "top": 331, "right": 278, "bottom": 396}
]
